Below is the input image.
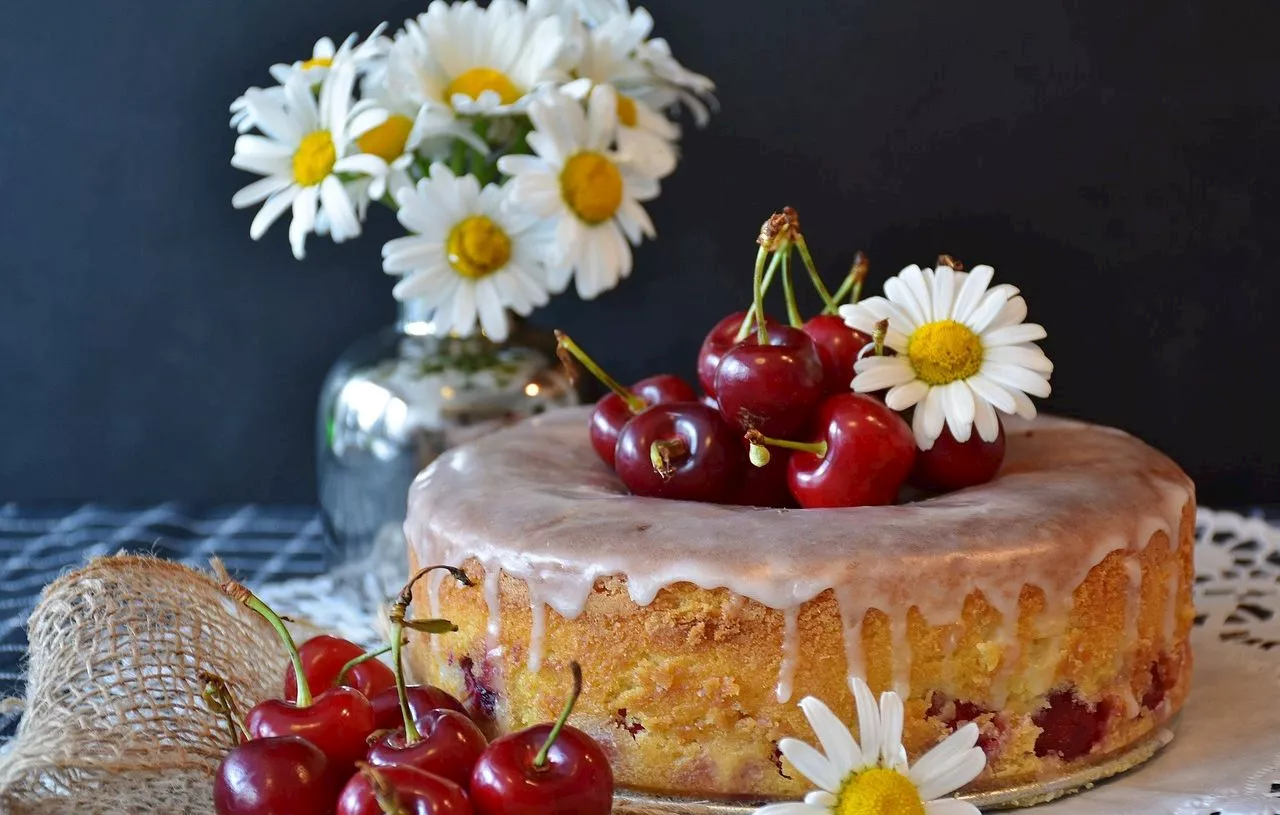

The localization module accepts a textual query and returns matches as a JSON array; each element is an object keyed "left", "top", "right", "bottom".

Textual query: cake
[{"left": 402, "top": 405, "right": 1195, "bottom": 802}]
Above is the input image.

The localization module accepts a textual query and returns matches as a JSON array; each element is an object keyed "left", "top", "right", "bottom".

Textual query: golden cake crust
[{"left": 403, "top": 408, "right": 1195, "bottom": 798}]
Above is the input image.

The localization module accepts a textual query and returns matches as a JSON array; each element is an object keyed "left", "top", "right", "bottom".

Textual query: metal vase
[{"left": 316, "top": 299, "right": 578, "bottom": 564}]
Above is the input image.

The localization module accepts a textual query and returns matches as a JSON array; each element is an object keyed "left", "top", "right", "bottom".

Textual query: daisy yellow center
[
  {"left": 300, "top": 56, "right": 333, "bottom": 70},
  {"left": 447, "top": 216, "right": 512, "bottom": 279},
  {"left": 357, "top": 114, "right": 414, "bottom": 162},
  {"left": 560, "top": 152, "right": 624, "bottom": 225},
  {"left": 907, "top": 319, "right": 985, "bottom": 386},
  {"left": 292, "top": 131, "right": 336, "bottom": 187},
  {"left": 616, "top": 94, "right": 638, "bottom": 127},
  {"left": 445, "top": 68, "right": 522, "bottom": 106},
  {"left": 835, "top": 768, "right": 925, "bottom": 815}
]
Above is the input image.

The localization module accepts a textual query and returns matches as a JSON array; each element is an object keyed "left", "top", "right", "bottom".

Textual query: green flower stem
[
  {"left": 735, "top": 247, "right": 786, "bottom": 342},
  {"left": 794, "top": 235, "right": 837, "bottom": 312},
  {"left": 782, "top": 247, "right": 803, "bottom": 327},
  {"left": 533, "top": 662, "right": 583, "bottom": 769},
  {"left": 449, "top": 138, "right": 467, "bottom": 176}
]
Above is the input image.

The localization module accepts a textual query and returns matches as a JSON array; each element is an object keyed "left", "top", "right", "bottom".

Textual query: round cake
[{"left": 403, "top": 405, "right": 1194, "bottom": 801}]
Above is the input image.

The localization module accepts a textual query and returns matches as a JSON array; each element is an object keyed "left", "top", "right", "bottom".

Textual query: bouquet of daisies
[{"left": 229, "top": 0, "right": 714, "bottom": 341}]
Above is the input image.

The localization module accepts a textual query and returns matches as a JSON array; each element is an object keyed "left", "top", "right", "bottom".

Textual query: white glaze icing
[
  {"left": 775, "top": 607, "right": 801, "bottom": 703},
  {"left": 407, "top": 406, "right": 1194, "bottom": 698},
  {"left": 483, "top": 563, "right": 502, "bottom": 655}
]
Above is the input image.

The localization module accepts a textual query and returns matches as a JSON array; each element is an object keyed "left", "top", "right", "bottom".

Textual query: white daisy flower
[
  {"left": 231, "top": 61, "right": 389, "bottom": 259},
  {"left": 382, "top": 164, "right": 551, "bottom": 341},
  {"left": 562, "top": 78, "right": 678, "bottom": 178},
  {"left": 636, "top": 36, "right": 717, "bottom": 126},
  {"left": 497, "top": 86, "right": 658, "bottom": 299},
  {"left": 230, "top": 85, "right": 284, "bottom": 134},
  {"left": 385, "top": 0, "right": 566, "bottom": 126},
  {"left": 757, "top": 678, "right": 986, "bottom": 815},
  {"left": 839, "top": 263, "right": 1053, "bottom": 451}
]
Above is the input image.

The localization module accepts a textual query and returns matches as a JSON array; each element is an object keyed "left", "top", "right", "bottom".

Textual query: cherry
[
  {"left": 1033, "top": 689, "right": 1108, "bottom": 761},
  {"left": 372, "top": 685, "right": 468, "bottom": 731},
  {"left": 614, "top": 402, "right": 741, "bottom": 503},
  {"left": 556, "top": 331, "right": 695, "bottom": 469},
  {"left": 727, "top": 438, "right": 795, "bottom": 508},
  {"left": 802, "top": 314, "right": 871, "bottom": 395},
  {"left": 214, "top": 736, "right": 336, "bottom": 815},
  {"left": 696, "top": 310, "right": 781, "bottom": 395},
  {"left": 747, "top": 393, "right": 915, "bottom": 508},
  {"left": 367, "top": 709, "right": 487, "bottom": 789},
  {"left": 221, "top": 581, "right": 377, "bottom": 781},
  {"left": 284, "top": 635, "right": 396, "bottom": 703},
  {"left": 715, "top": 325, "right": 826, "bottom": 438},
  {"left": 367, "top": 573, "right": 487, "bottom": 789},
  {"left": 910, "top": 420, "right": 1007, "bottom": 493},
  {"left": 337, "top": 763, "right": 472, "bottom": 815},
  {"left": 471, "top": 663, "right": 613, "bottom": 815}
]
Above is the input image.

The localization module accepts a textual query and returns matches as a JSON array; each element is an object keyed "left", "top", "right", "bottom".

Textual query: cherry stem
[
  {"left": 794, "top": 234, "right": 837, "bottom": 312},
  {"left": 533, "top": 662, "right": 583, "bottom": 770},
  {"left": 336, "top": 644, "right": 394, "bottom": 687},
  {"left": 554, "top": 331, "right": 645, "bottom": 413},
  {"left": 744, "top": 428, "right": 828, "bottom": 458},
  {"left": 200, "top": 672, "right": 249, "bottom": 744},
  {"left": 735, "top": 249, "right": 785, "bottom": 342},
  {"left": 390, "top": 565, "right": 471, "bottom": 744},
  {"left": 873, "top": 318, "right": 889, "bottom": 356},
  {"left": 824, "top": 251, "right": 869, "bottom": 314},
  {"left": 751, "top": 245, "right": 770, "bottom": 343},
  {"left": 221, "top": 580, "right": 312, "bottom": 707},
  {"left": 781, "top": 246, "right": 803, "bottom": 327},
  {"left": 650, "top": 437, "right": 689, "bottom": 480},
  {"left": 358, "top": 762, "right": 409, "bottom": 815}
]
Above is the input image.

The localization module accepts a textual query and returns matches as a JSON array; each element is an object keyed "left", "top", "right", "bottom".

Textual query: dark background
[{"left": 1, "top": 0, "right": 1276, "bottom": 505}]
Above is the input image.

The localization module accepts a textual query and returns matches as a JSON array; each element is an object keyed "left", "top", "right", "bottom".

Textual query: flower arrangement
[{"left": 229, "top": 0, "right": 715, "bottom": 341}]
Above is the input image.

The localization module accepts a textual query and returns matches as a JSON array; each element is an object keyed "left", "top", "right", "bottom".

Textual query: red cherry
[
  {"left": 470, "top": 664, "right": 613, "bottom": 815},
  {"left": 372, "top": 685, "right": 468, "bottom": 732},
  {"left": 1033, "top": 689, "right": 1109, "bottom": 760},
  {"left": 714, "top": 325, "right": 826, "bottom": 438},
  {"left": 284, "top": 635, "right": 396, "bottom": 703},
  {"left": 696, "top": 311, "right": 781, "bottom": 395},
  {"left": 590, "top": 375, "right": 697, "bottom": 468},
  {"left": 910, "top": 420, "right": 1007, "bottom": 492},
  {"left": 246, "top": 687, "right": 376, "bottom": 781},
  {"left": 748, "top": 393, "right": 915, "bottom": 508},
  {"left": 556, "top": 331, "right": 695, "bottom": 468},
  {"left": 337, "top": 764, "right": 472, "bottom": 815},
  {"left": 802, "top": 314, "right": 871, "bottom": 394},
  {"left": 614, "top": 402, "right": 741, "bottom": 503},
  {"left": 214, "top": 736, "right": 336, "bottom": 815},
  {"left": 367, "top": 709, "right": 488, "bottom": 788}
]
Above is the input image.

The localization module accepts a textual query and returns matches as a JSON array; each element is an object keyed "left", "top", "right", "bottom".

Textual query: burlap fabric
[{"left": 0, "top": 555, "right": 288, "bottom": 814}]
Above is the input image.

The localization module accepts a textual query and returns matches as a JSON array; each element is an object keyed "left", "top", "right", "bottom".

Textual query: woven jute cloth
[{"left": 0, "top": 555, "right": 287, "bottom": 814}]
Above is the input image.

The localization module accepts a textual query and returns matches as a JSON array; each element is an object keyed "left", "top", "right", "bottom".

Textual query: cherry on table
[
  {"left": 714, "top": 325, "right": 826, "bottom": 438},
  {"left": 910, "top": 420, "right": 1007, "bottom": 493},
  {"left": 214, "top": 736, "right": 336, "bottom": 815},
  {"left": 614, "top": 402, "right": 741, "bottom": 503},
  {"left": 696, "top": 310, "right": 782, "bottom": 395},
  {"left": 372, "top": 684, "right": 468, "bottom": 732},
  {"left": 367, "top": 708, "right": 488, "bottom": 789},
  {"left": 221, "top": 581, "right": 376, "bottom": 782},
  {"left": 470, "top": 663, "right": 613, "bottom": 815},
  {"left": 747, "top": 393, "right": 915, "bottom": 508},
  {"left": 284, "top": 635, "right": 396, "bottom": 703},
  {"left": 337, "top": 763, "right": 472, "bottom": 815},
  {"left": 556, "top": 331, "right": 695, "bottom": 468},
  {"left": 802, "top": 314, "right": 872, "bottom": 394}
]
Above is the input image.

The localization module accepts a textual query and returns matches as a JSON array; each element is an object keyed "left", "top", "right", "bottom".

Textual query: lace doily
[{"left": 258, "top": 509, "right": 1280, "bottom": 815}]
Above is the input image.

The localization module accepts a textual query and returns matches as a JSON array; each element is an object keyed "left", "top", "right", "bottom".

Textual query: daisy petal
[
  {"left": 803, "top": 791, "right": 836, "bottom": 808},
  {"left": 942, "top": 381, "right": 975, "bottom": 442},
  {"left": 914, "top": 747, "right": 986, "bottom": 802},
  {"left": 850, "top": 678, "right": 881, "bottom": 771},
  {"left": 248, "top": 187, "right": 299, "bottom": 240},
  {"left": 777, "top": 738, "right": 843, "bottom": 793},
  {"left": 753, "top": 805, "right": 823, "bottom": 815},
  {"left": 983, "top": 363, "right": 1052, "bottom": 399},
  {"left": 878, "top": 690, "right": 904, "bottom": 770},
  {"left": 971, "top": 388, "right": 1000, "bottom": 443},
  {"left": 1008, "top": 386, "right": 1038, "bottom": 420},
  {"left": 924, "top": 799, "right": 982, "bottom": 815},
  {"left": 799, "top": 697, "right": 860, "bottom": 777},
  {"left": 965, "top": 284, "right": 1020, "bottom": 333},
  {"left": 931, "top": 265, "right": 957, "bottom": 323},
  {"left": 234, "top": 176, "right": 293, "bottom": 209},
  {"left": 885, "top": 379, "right": 929, "bottom": 411},
  {"left": 909, "top": 722, "right": 979, "bottom": 787},
  {"left": 985, "top": 295, "right": 1028, "bottom": 332},
  {"left": 898, "top": 264, "right": 934, "bottom": 324},
  {"left": 966, "top": 374, "right": 1017, "bottom": 415},
  {"left": 852, "top": 357, "right": 916, "bottom": 392},
  {"left": 982, "top": 323, "right": 1047, "bottom": 347},
  {"left": 918, "top": 385, "right": 947, "bottom": 449},
  {"left": 951, "top": 264, "right": 993, "bottom": 324},
  {"left": 984, "top": 344, "right": 1054, "bottom": 374}
]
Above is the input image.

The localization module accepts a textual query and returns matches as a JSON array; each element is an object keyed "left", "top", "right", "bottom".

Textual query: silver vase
[{"left": 316, "top": 299, "right": 579, "bottom": 564}]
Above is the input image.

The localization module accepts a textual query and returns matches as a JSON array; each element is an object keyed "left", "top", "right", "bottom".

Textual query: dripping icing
[{"left": 776, "top": 607, "right": 800, "bottom": 703}]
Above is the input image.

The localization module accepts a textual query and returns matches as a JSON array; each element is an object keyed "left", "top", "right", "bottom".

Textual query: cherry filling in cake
[{"left": 402, "top": 407, "right": 1195, "bottom": 799}]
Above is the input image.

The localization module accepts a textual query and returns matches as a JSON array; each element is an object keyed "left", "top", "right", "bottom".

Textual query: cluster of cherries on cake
[
  {"left": 212, "top": 567, "right": 612, "bottom": 815},
  {"left": 561, "top": 210, "right": 1006, "bottom": 509}
]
